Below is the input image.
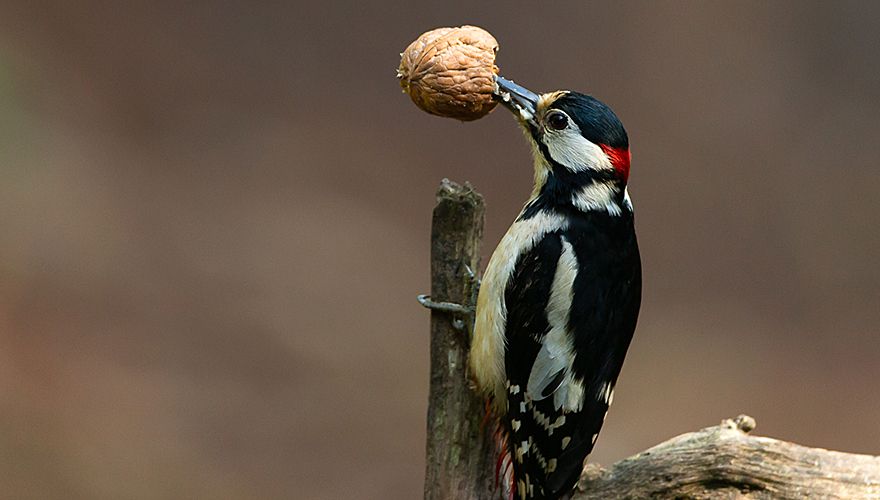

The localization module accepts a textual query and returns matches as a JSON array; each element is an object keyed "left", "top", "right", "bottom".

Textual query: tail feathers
[
  {"left": 503, "top": 390, "right": 608, "bottom": 499},
  {"left": 493, "top": 421, "right": 515, "bottom": 500},
  {"left": 491, "top": 394, "right": 603, "bottom": 499}
]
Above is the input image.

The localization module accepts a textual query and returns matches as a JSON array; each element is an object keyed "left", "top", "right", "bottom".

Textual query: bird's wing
[
  {"left": 503, "top": 228, "right": 641, "bottom": 499},
  {"left": 503, "top": 230, "right": 576, "bottom": 499}
]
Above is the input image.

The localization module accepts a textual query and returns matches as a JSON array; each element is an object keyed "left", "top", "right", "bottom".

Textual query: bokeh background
[{"left": 1, "top": 1, "right": 879, "bottom": 498}]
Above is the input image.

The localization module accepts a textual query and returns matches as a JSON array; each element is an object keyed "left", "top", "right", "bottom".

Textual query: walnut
[{"left": 397, "top": 26, "right": 499, "bottom": 121}]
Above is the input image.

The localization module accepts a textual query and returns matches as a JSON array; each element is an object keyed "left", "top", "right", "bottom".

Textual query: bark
[
  {"left": 573, "top": 415, "right": 880, "bottom": 499},
  {"left": 423, "top": 180, "right": 880, "bottom": 499},
  {"left": 423, "top": 179, "right": 494, "bottom": 500}
]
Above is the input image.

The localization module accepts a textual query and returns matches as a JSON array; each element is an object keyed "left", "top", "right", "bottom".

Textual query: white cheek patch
[
  {"left": 543, "top": 125, "right": 613, "bottom": 173},
  {"left": 622, "top": 188, "right": 633, "bottom": 211},
  {"left": 571, "top": 181, "right": 621, "bottom": 216}
]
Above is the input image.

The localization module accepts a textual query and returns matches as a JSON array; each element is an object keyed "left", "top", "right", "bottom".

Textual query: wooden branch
[
  {"left": 574, "top": 415, "right": 880, "bottom": 499},
  {"left": 423, "top": 180, "right": 880, "bottom": 499}
]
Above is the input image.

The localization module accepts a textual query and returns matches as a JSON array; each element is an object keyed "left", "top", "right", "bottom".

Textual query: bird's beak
[{"left": 494, "top": 76, "right": 539, "bottom": 124}]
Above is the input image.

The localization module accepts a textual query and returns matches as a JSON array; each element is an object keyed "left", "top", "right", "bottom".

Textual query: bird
[{"left": 470, "top": 76, "right": 642, "bottom": 500}]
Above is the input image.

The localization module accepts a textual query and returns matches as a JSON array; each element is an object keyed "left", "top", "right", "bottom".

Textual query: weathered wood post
[{"left": 422, "top": 179, "right": 495, "bottom": 500}]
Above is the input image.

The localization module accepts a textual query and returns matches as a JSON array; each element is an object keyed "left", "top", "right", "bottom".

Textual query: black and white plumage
[{"left": 471, "top": 78, "right": 641, "bottom": 500}]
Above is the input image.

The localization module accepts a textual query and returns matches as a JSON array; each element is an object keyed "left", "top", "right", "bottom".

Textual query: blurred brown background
[{"left": 0, "top": 1, "right": 878, "bottom": 498}]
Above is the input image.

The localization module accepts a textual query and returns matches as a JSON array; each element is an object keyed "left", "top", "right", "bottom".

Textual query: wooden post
[{"left": 423, "top": 179, "right": 495, "bottom": 500}]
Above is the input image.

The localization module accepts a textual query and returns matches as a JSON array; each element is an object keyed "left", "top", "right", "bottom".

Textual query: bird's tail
[{"left": 485, "top": 400, "right": 516, "bottom": 500}]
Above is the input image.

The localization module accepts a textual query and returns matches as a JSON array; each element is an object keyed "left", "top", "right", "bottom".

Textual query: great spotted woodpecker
[{"left": 471, "top": 77, "right": 642, "bottom": 500}]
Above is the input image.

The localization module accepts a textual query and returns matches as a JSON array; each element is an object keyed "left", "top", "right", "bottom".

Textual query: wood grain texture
[
  {"left": 574, "top": 415, "right": 880, "bottom": 499},
  {"left": 424, "top": 179, "right": 494, "bottom": 500}
]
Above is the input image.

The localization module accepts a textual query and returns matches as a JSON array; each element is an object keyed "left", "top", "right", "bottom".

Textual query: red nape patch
[{"left": 599, "top": 144, "right": 631, "bottom": 182}]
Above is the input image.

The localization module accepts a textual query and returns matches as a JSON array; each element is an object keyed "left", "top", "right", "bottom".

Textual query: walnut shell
[{"left": 397, "top": 26, "right": 499, "bottom": 121}]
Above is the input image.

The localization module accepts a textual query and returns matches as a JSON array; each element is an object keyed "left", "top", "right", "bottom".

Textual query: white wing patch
[
  {"left": 471, "top": 211, "right": 570, "bottom": 409},
  {"left": 597, "top": 380, "right": 614, "bottom": 404},
  {"left": 526, "top": 237, "right": 585, "bottom": 412}
]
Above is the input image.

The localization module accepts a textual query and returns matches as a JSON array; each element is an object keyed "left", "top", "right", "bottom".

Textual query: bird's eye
[{"left": 546, "top": 112, "right": 569, "bottom": 130}]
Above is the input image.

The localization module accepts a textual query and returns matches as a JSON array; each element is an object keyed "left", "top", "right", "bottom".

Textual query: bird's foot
[
  {"left": 417, "top": 264, "right": 480, "bottom": 334},
  {"left": 417, "top": 295, "right": 472, "bottom": 332},
  {"left": 464, "top": 263, "right": 481, "bottom": 306}
]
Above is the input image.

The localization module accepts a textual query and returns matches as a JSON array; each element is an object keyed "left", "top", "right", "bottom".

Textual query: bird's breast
[{"left": 471, "top": 210, "right": 570, "bottom": 407}]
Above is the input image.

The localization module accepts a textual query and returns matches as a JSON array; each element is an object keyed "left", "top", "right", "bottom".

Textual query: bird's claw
[
  {"left": 416, "top": 294, "right": 474, "bottom": 316},
  {"left": 418, "top": 263, "right": 481, "bottom": 334},
  {"left": 417, "top": 294, "right": 473, "bottom": 332},
  {"left": 463, "top": 264, "right": 481, "bottom": 308}
]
